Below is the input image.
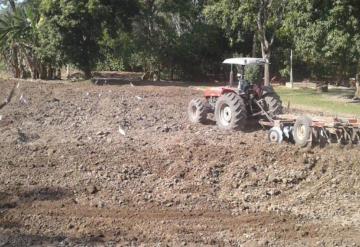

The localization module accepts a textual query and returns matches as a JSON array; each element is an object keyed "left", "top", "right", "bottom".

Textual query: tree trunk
[
  {"left": 157, "top": 64, "right": 161, "bottom": 81},
  {"left": 48, "top": 66, "right": 53, "bottom": 80},
  {"left": 13, "top": 64, "right": 21, "bottom": 78},
  {"left": 355, "top": 74, "right": 360, "bottom": 99},
  {"left": 23, "top": 50, "right": 37, "bottom": 79},
  {"left": 252, "top": 33, "right": 257, "bottom": 57},
  {"left": 29, "top": 68, "right": 35, "bottom": 79},
  {"left": 170, "top": 62, "right": 174, "bottom": 81},
  {"left": 83, "top": 68, "right": 92, "bottom": 79},
  {"left": 8, "top": 0, "right": 16, "bottom": 11},
  {"left": 8, "top": 1, "right": 20, "bottom": 78},
  {"left": 229, "top": 70, "right": 234, "bottom": 87},
  {"left": 264, "top": 62, "right": 270, "bottom": 86},
  {"left": 40, "top": 64, "right": 47, "bottom": 79},
  {"left": 355, "top": 82, "right": 360, "bottom": 98},
  {"left": 34, "top": 63, "right": 39, "bottom": 79},
  {"left": 20, "top": 64, "right": 26, "bottom": 79},
  {"left": 261, "top": 43, "right": 271, "bottom": 86},
  {"left": 257, "top": 1, "right": 276, "bottom": 87},
  {"left": 11, "top": 46, "right": 21, "bottom": 78},
  {"left": 66, "top": 65, "right": 70, "bottom": 79},
  {"left": 56, "top": 68, "right": 61, "bottom": 79}
]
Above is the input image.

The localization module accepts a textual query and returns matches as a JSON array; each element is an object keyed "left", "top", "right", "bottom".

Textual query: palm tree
[{"left": 0, "top": 3, "right": 40, "bottom": 78}]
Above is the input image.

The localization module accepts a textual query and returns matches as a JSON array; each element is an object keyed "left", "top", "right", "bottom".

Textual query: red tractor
[{"left": 188, "top": 58, "right": 283, "bottom": 130}]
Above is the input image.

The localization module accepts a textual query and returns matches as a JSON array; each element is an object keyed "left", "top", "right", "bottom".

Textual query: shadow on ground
[
  {"left": 0, "top": 187, "right": 88, "bottom": 247},
  {"left": 0, "top": 232, "right": 107, "bottom": 247},
  {"left": 0, "top": 187, "right": 72, "bottom": 211}
]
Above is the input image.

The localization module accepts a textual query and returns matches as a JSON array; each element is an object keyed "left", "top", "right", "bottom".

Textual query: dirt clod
[{"left": 87, "top": 185, "right": 99, "bottom": 195}]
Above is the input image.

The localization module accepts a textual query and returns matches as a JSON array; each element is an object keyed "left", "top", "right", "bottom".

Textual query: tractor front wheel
[
  {"left": 215, "top": 93, "right": 247, "bottom": 131},
  {"left": 188, "top": 98, "right": 208, "bottom": 124}
]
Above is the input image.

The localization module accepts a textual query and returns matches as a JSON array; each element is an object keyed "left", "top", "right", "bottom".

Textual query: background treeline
[{"left": 0, "top": 0, "right": 360, "bottom": 84}]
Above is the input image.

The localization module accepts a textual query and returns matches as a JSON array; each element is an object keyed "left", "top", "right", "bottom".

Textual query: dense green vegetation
[{"left": 0, "top": 0, "right": 360, "bottom": 82}]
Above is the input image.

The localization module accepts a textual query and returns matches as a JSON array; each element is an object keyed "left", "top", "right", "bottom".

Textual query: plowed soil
[{"left": 0, "top": 78, "right": 359, "bottom": 246}]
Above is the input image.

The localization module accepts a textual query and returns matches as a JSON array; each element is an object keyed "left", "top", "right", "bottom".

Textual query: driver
[{"left": 237, "top": 73, "right": 249, "bottom": 91}]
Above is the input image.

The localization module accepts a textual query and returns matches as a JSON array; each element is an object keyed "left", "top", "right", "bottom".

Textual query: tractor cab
[
  {"left": 223, "top": 57, "right": 268, "bottom": 91},
  {"left": 204, "top": 57, "right": 269, "bottom": 101}
]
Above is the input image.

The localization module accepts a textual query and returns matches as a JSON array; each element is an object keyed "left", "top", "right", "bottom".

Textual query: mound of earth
[{"left": 0, "top": 79, "right": 359, "bottom": 246}]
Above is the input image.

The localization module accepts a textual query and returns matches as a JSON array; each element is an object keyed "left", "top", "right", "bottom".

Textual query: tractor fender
[
  {"left": 204, "top": 87, "right": 236, "bottom": 97},
  {"left": 261, "top": 85, "right": 275, "bottom": 96}
]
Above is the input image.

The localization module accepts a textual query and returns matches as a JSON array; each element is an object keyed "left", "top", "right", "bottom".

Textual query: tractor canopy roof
[{"left": 223, "top": 57, "right": 268, "bottom": 66}]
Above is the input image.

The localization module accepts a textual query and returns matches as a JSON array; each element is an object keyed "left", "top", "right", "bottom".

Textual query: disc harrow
[{"left": 260, "top": 114, "right": 360, "bottom": 149}]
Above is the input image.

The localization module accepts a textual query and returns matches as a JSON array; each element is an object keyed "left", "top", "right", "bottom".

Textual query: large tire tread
[
  {"left": 215, "top": 93, "right": 247, "bottom": 131},
  {"left": 188, "top": 98, "right": 208, "bottom": 124},
  {"left": 263, "top": 93, "right": 283, "bottom": 117}
]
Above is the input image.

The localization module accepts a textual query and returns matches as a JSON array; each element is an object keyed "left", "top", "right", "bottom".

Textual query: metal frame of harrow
[{"left": 259, "top": 114, "right": 360, "bottom": 147}]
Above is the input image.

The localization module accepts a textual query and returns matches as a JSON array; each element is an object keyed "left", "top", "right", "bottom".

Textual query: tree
[
  {"left": 40, "top": 0, "right": 138, "bottom": 79},
  {"left": 0, "top": 0, "right": 63, "bottom": 79},
  {"left": 204, "top": 0, "right": 288, "bottom": 85},
  {"left": 0, "top": 0, "right": 20, "bottom": 77},
  {"left": 130, "top": 0, "right": 228, "bottom": 80},
  {"left": 39, "top": 0, "right": 101, "bottom": 79},
  {"left": 283, "top": 0, "right": 360, "bottom": 83},
  {"left": 0, "top": 2, "right": 38, "bottom": 78},
  {"left": 131, "top": 0, "right": 189, "bottom": 77}
]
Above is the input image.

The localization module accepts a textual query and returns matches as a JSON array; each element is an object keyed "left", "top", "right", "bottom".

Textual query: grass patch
[{"left": 275, "top": 86, "right": 360, "bottom": 117}]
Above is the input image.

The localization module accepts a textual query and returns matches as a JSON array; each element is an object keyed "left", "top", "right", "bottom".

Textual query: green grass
[{"left": 275, "top": 86, "right": 360, "bottom": 117}]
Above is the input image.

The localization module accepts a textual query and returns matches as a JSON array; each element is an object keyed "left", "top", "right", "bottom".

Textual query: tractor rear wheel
[
  {"left": 188, "top": 98, "right": 208, "bottom": 124},
  {"left": 215, "top": 93, "right": 247, "bottom": 130},
  {"left": 263, "top": 94, "right": 283, "bottom": 117}
]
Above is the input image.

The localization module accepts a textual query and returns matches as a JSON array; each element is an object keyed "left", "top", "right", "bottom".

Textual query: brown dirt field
[{"left": 0, "top": 79, "right": 359, "bottom": 246}]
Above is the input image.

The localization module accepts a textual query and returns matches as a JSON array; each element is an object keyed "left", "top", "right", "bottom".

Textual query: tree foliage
[
  {"left": 205, "top": 0, "right": 288, "bottom": 85},
  {"left": 0, "top": 0, "right": 43, "bottom": 78},
  {"left": 39, "top": 0, "right": 138, "bottom": 78},
  {"left": 129, "top": 0, "right": 228, "bottom": 80},
  {"left": 284, "top": 0, "right": 360, "bottom": 80},
  {"left": 0, "top": 0, "right": 359, "bottom": 84}
]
